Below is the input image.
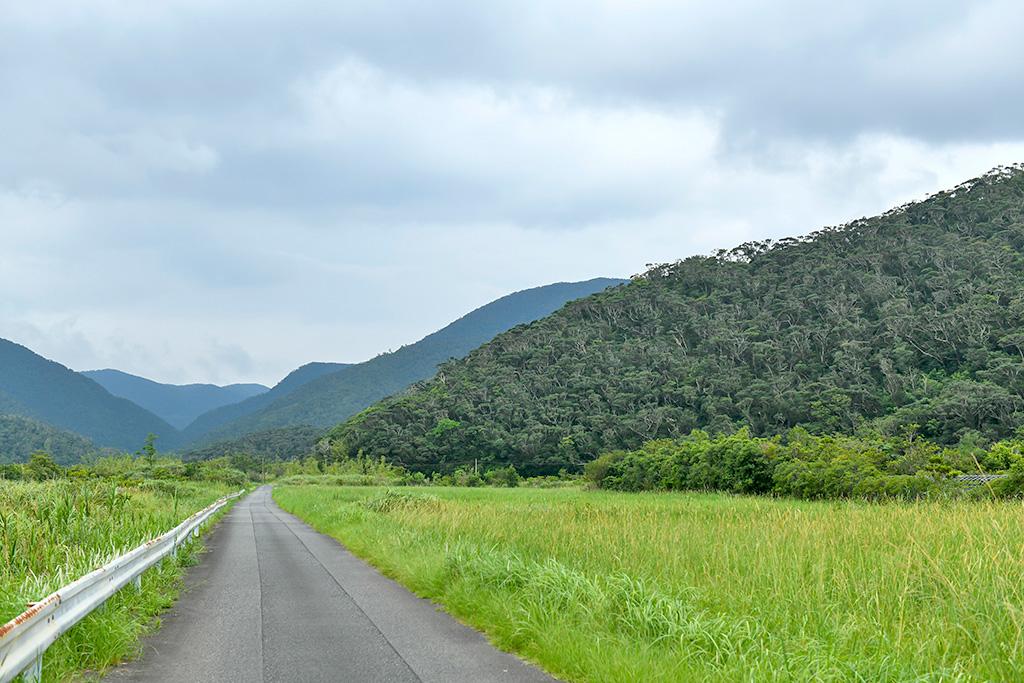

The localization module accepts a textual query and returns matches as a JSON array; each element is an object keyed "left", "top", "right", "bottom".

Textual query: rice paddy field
[
  {"left": 0, "top": 479, "right": 235, "bottom": 681},
  {"left": 275, "top": 485, "right": 1024, "bottom": 682}
]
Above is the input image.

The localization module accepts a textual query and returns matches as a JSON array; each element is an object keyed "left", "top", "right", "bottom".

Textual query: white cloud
[
  {"left": 291, "top": 58, "right": 720, "bottom": 223},
  {"left": 0, "top": 1, "right": 1022, "bottom": 384}
]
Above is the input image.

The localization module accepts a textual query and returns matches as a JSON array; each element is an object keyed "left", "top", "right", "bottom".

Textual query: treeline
[
  {"left": 329, "top": 167, "right": 1024, "bottom": 475},
  {"left": 278, "top": 451, "right": 568, "bottom": 489},
  {"left": 0, "top": 431, "right": 557, "bottom": 490},
  {"left": 181, "top": 425, "right": 325, "bottom": 463},
  {"left": 585, "top": 427, "right": 1024, "bottom": 499},
  {"left": 0, "top": 437, "right": 249, "bottom": 486}
]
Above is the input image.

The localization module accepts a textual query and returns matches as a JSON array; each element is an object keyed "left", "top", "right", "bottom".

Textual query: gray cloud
[{"left": 1, "top": 1, "right": 1023, "bottom": 384}]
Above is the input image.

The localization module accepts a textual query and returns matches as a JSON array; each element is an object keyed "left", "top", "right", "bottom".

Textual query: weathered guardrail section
[
  {"left": 0, "top": 489, "right": 244, "bottom": 683},
  {"left": 954, "top": 473, "right": 1007, "bottom": 488}
]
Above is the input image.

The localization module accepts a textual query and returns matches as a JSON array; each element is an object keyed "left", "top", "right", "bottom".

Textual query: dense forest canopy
[
  {"left": 330, "top": 166, "right": 1024, "bottom": 475},
  {"left": 0, "top": 414, "right": 100, "bottom": 464},
  {"left": 187, "top": 278, "right": 625, "bottom": 446},
  {"left": 181, "top": 425, "right": 325, "bottom": 463},
  {"left": 178, "top": 361, "right": 350, "bottom": 443}
]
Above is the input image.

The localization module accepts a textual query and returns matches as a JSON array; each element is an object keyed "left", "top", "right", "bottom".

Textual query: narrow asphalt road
[{"left": 106, "top": 486, "right": 555, "bottom": 683}]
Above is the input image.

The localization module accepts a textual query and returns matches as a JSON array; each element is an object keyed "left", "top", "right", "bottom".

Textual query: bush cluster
[
  {"left": 585, "top": 427, "right": 1024, "bottom": 500},
  {"left": 0, "top": 450, "right": 247, "bottom": 486},
  {"left": 280, "top": 453, "right": 527, "bottom": 489}
]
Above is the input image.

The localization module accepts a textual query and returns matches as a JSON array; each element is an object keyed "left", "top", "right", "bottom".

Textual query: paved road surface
[{"left": 106, "top": 487, "right": 555, "bottom": 683}]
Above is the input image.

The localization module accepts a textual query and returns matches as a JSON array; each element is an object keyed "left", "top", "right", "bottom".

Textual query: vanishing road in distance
[{"left": 106, "top": 487, "right": 554, "bottom": 683}]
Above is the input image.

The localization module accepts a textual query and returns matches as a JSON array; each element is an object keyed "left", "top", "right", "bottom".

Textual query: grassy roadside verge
[
  {"left": 0, "top": 481, "right": 241, "bottom": 681},
  {"left": 274, "top": 485, "right": 1024, "bottom": 682}
]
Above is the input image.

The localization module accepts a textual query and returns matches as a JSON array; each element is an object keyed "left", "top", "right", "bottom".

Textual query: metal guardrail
[
  {"left": 0, "top": 489, "right": 245, "bottom": 683},
  {"left": 954, "top": 473, "right": 1007, "bottom": 489}
]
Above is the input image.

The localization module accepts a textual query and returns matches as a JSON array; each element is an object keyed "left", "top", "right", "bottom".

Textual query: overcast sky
[{"left": 2, "top": 0, "right": 1023, "bottom": 386}]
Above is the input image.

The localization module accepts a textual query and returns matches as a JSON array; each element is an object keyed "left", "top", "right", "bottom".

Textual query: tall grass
[
  {"left": 275, "top": 485, "right": 1024, "bottom": 682},
  {"left": 0, "top": 479, "right": 233, "bottom": 681}
]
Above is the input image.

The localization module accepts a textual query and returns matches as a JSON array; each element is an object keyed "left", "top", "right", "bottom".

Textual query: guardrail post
[
  {"left": 192, "top": 526, "right": 200, "bottom": 539},
  {"left": 133, "top": 575, "right": 142, "bottom": 592},
  {"left": 23, "top": 654, "right": 42, "bottom": 683}
]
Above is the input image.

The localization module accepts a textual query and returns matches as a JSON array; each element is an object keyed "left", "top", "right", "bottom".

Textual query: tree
[
  {"left": 27, "top": 451, "right": 62, "bottom": 481},
  {"left": 137, "top": 433, "right": 158, "bottom": 465}
]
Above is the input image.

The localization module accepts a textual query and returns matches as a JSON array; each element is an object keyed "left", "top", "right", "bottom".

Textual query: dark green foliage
[
  {"left": 0, "top": 414, "right": 100, "bottom": 464},
  {"left": 484, "top": 465, "right": 521, "bottom": 487},
  {"left": 583, "top": 451, "right": 626, "bottom": 488},
  {"left": 332, "top": 167, "right": 1024, "bottom": 475},
  {"left": 0, "top": 463, "right": 22, "bottom": 480},
  {"left": 593, "top": 430, "right": 773, "bottom": 495},
  {"left": 0, "top": 448, "right": 249, "bottom": 486},
  {"left": 82, "top": 369, "right": 267, "bottom": 430},
  {"left": 0, "top": 339, "right": 177, "bottom": 450},
  {"left": 588, "top": 428, "right": 1022, "bottom": 500},
  {"left": 189, "top": 279, "right": 626, "bottom": 445},
  {"left": 27, "top": 451, "right": 63, "bottom": 480},
  {"left": 181, "top": 425, "right": 325, "bottom": 463},
  {"left": 994, "top": 460, "right": 1024, "bottom": 498},
  {"left": 433, "top": 468, "right": 486, "bottom": 487},
  {"left": 179, "top": 362, "right": 349, "bottom": 443}
]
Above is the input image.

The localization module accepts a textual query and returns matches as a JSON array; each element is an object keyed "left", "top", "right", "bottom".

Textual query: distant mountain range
[
  {"left": 177, "top": 362, "right": 350, "bottom": 444},
  {"left": 185, "top": 278, "right": 627, "bottom": 447},
  {"left": 82, "top": 369, "right": 268, "bottom": 429},
  {"left": 0, "top": 277, "right": 625, "bottom": 461},
  {"left": 0, "top": 338, "right": 176, "bottom": 452}
]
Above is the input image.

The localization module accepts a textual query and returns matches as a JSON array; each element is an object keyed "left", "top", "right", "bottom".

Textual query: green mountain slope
[
  {"left": 179, "top": 362, "right": 350, "bottom": 443},
  {"left": 191, "top": 278, "right": 626, "bottom": 445},
  {"left": 82, "top": 369, "right": 268, "bottom": 429},
  {"left": 0, "top": 388, "right": 26, "bottom": 415},
  {"left": 0, "top": 339, "right": 178, "bottom": 451},
  {"left": 330, "top": 166, "right": 1024, "bottom": 475},
  {"left": 182, "top": 425, "right": 325, "bottom": 463},
  {"left": 0, "top": 414, "right": 99, "bottom": 465}
]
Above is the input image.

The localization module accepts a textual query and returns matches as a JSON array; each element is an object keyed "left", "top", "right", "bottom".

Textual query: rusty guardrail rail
[{"left": 0, "top": 489, "right": 244, "bottom": 683}]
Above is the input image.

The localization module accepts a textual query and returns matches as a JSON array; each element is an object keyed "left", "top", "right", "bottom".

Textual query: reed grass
[
  {"left": 275, "top": 485, "right": 1024, "bottom": 682},
  {"left": 0, "top": 479, "right": 233, "bottom": 681}
]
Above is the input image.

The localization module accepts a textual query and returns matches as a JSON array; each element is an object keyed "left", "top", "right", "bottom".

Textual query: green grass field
[
  {"left": 0, "top": 479, "right": 234, "bottom": 681},
  {"left": 275, "top": 485, "right": 1024, "bottom": 682}
]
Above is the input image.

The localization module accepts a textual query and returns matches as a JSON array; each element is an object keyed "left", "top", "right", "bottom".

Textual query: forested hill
[
  {"left": 82, "top": 369, "right": 268, "bottom": 429},
  {"left": 0, "top": 339, "right": 178, "bottom": 451},
  {"left": 179, "top": 361, "right": 350, "bottom": 443},
  {"left": 330, "top": 165, "right": 1024, "bottom": 475},
  {"left": 181, "top": 425, "right": 325, "bottom": 463},
  {"left": 0, "top": 414, "right": 99, "bottom": 464},
  {"left": 189, "top": 278, "right": 626, "bottom": 445}
]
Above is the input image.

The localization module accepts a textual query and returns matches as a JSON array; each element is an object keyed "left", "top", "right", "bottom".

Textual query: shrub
[
  {"left": 452, "top": 467, "right": 485, "bottom": 487},
  {"left": 398, "top": 471, "right": 429, "bottom": 486},
  {"left": 583, "top": 450, "right": 626, "bottom": 488},
  {"left": 603, "top": 448, "right": 673, "bottom": 492},
  {"left": 994, "top": 460, "right": 1024, "bottom": 498},
  {"left": 27, "top": 452, "right": 62, "bottom": 481},
  {"left": 483, "top": 465, "right": 521, "bottom": 488},
  {"left": 592, "top": 429, "right": 985, "bottom": 500}
]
